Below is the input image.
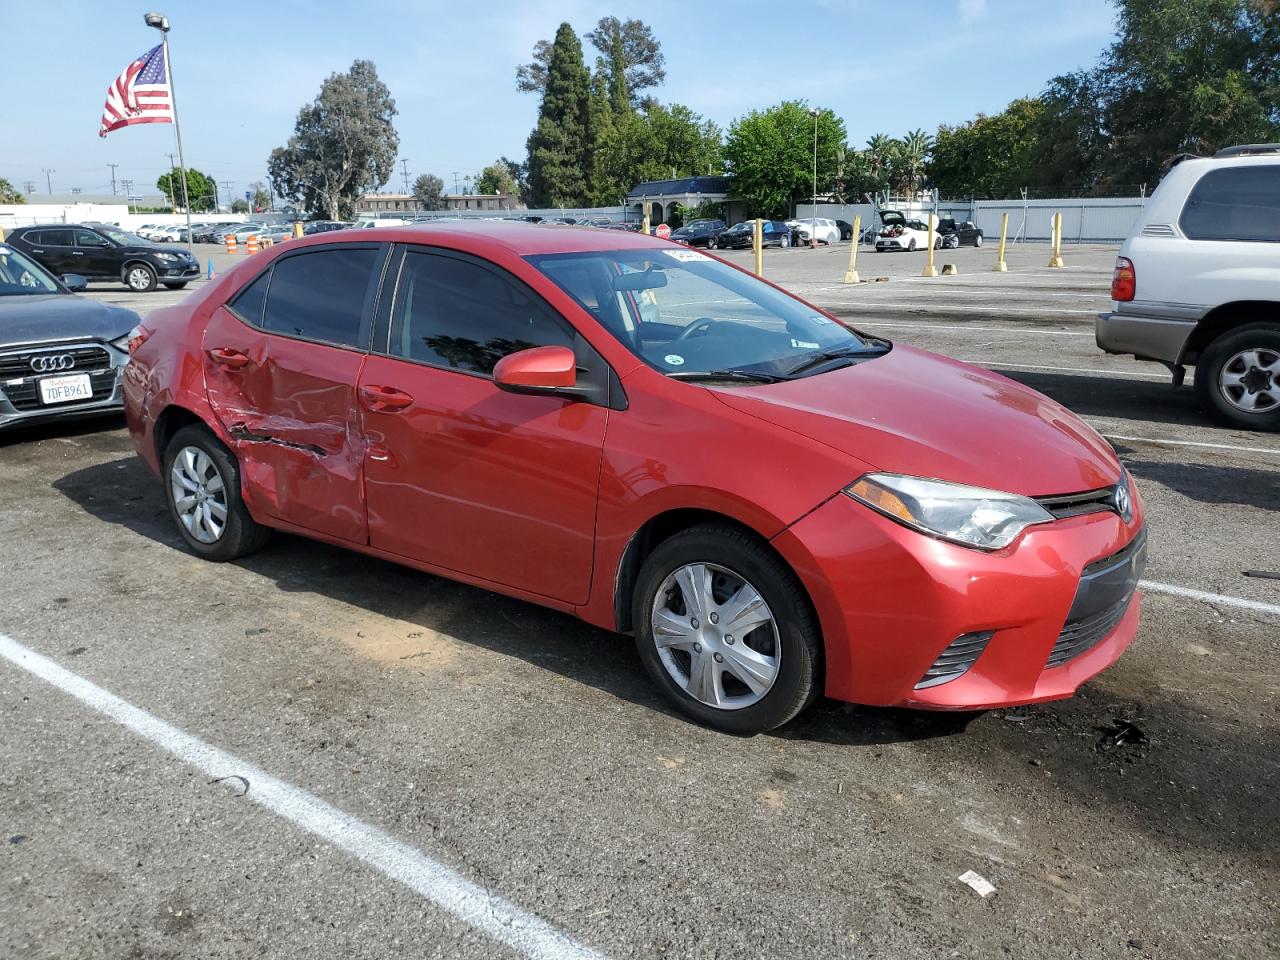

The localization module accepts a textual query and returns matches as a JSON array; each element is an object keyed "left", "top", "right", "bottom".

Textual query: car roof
[{"left": 289, "top": 220, "right": 682, "bottom": 257}]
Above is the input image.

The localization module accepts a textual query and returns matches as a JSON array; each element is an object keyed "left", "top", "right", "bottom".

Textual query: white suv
[{"left": 1097, "top": 144, "right": 1280, "bottom": 431}]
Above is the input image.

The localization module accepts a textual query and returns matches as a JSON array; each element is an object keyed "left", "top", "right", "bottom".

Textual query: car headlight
[
  {"left": 153, "top": 252, "right": 178, "bottom": 261},
  {"left": 844, "top": 473, "right": 1054, "bottom": 551}
]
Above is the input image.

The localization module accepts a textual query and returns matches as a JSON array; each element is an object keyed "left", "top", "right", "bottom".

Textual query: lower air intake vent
[{"left": 915, "top": 631, "right": 995, "bottom": 689}]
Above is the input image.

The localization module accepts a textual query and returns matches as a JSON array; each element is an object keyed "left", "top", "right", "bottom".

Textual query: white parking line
[
  {"left": 822, "top": 302, "right": 1098, "bottom": 316},
  {"left": 0, "top": 632, "right": 607, "bottom": 960},
  {"left": 962, "top": 361, "right": 1168, "bottom": 379},
  {"left": 1140, "top": 581, "right": 1280, "bottom": 617},
  {"left": 850, "top": 321, "right": 1093, "bottom": 337},
  {"left": 1100, "top": 432, "right": 1280, "bottom": 456}
]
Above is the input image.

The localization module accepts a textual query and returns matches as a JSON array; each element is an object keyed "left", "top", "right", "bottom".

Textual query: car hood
[
  {"left": 0, "top": 293, "right": 139, "bottom": 347},
  {"left": 712, "top": 345, "right": 1120, "bottom": 497}
]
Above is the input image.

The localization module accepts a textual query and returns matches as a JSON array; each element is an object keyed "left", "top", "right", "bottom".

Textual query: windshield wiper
[
  {"left": 784, "top": 345, "right": 880, "bottom": 377},
  {"left": 667, "top": 369, "right": 790, "bottom": 384}
]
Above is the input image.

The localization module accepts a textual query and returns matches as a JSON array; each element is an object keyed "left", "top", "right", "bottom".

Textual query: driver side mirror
[
  {"left": 61, "top": 274, "right": 88, "bottom": 292},
  {"left": 493, "top": 345, "right": 577, "bottom": 396}
]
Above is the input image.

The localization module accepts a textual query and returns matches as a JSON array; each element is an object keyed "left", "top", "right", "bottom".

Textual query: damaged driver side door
[{"left": 201, "top": 243, "right": 387, "bottom": 544}]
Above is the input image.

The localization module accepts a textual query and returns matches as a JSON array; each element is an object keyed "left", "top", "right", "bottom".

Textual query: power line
[{"left": 108, "top": 163, "right": 119, "bottom": 196}]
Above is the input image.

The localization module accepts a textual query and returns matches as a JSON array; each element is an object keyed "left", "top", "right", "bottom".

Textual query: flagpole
[{"left": 146, "top": 13, "right": 193, "bottom": 254}]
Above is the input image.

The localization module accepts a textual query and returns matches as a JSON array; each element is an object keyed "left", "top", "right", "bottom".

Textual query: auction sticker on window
[
  {"left": 664, "top": 249, "right": 711, "bottom": 262},
  {"left": 664, "top": 354, "right": 685, "bottom": 366}
]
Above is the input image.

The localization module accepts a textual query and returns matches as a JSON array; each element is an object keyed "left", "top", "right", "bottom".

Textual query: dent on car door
[
  {"left": 358, "top": 247, "right": 608, "bottom": 604},
  {"left": 201, "top": 244, "right": 386, "bottom": 543}
]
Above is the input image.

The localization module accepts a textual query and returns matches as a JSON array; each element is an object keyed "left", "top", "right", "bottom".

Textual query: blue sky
[{"left": 1, "top": 0, "right": 1117, "bottom": 203}]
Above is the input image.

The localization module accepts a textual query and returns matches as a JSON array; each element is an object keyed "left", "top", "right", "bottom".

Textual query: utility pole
[
  {"left": 219, "top": 181, "right": 233, "bottom": 213},
  {"left": 108, "top": 163, "right": 119, "bottom": 196},
  {"left": 43, "top": 168, "right": 55, "bottom": 194},
  {"left": 452, "top": 171, "right": 460, "bottom": 194},
  {"left": 400, "top": 159, "right": 411, "bottom": 195},
  {"left": 23, "top": 181, "right": 35, "bottom": 195},
  {"left": 120, "top": 179, "right": 134, "bottom": 214}
]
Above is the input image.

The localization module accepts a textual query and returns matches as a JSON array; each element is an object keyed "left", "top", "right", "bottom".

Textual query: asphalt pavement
[{"left": 1, "top": 236, "right": 1277, "bottom": 960}]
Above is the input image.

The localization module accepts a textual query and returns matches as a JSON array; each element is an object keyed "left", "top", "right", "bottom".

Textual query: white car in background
[
  {"left": 146, "top": 225, "right": 183, "bottom": 242},
  {"left": 875, "top": 211, "right": 931, "bottom": 252},
  {"left": 790, "top": 217, "right": 841, "bottom": 245},
  {"left": 1097, "top": 143, "right": 1280, "bottom": 431}
]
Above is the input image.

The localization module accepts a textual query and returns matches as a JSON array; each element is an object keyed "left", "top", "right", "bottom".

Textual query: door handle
[
  {"left": 206, "top": 347, "right": 251, "bottom": 369},
  {"left": 359, "top": 384, "right": 414, "bottom": 412},
  {"left": 71, "top": 251, "right": 86, "bottom": 256},
  {"left": 31, "top": 249, "right": 44, "bottom": 254}
]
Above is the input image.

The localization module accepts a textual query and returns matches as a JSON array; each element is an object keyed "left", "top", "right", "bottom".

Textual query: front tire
[
  {"left": 974, "top": 234, "right": 984, "bottom": 247},
  {"left": 124, "top": 263, "right": 157, "bottom": 292},
  {"left": 163, "top": 425, "right": 271, "bottom": 561},
  {"left": 163, "top": 281, "right": 189, "bottom": 290},
  {"left": 1194, "top": 323, "right": 1280, "bottom": 431},
  {"left": 632, "top": 524, "right": 821, "bottom": 734}
]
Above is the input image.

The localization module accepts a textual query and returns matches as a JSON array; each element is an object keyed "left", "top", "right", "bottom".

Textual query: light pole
[
  {"left": 144, "top": 12, "right": 194, "bottom": 253},
  {"left": 809, "top": 107, "right": 820, "bottom": 248}
]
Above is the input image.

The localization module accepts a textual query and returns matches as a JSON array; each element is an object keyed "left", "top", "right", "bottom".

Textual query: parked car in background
[
  {"left": 1097, "top": 143, "right": 1280, "bottom": 431},
  {"left": 145, "top": 224, "right": 183, "bottom": 243},
  {"left": 353, "top": 218, "right": 410, "bottom": 229},
  {"left": 936, "top": 218, "right": 985, "bottom": 249},
  {"left": 791, "top": 218, "right": 841, "bottom": 245},
  {"left": 195, "top": 223, "right": 242, "bottom": 243},
  {"left": 671, "top": 219, "right": 726, "bottom": 247},
  {"left": 715, "top": 220, "right": 792, "bottom": 249},
  {"left": 875, "top": 211, "right": 931, "bottom": 252},
  {"left": 601, "top": 221, "right": 642, "bottom": 232},
  {"left": 5, "top": 223, "right": 199, "bottom": 292},
  {"left": 835, "top": 219, "right": 854, "bottom": 241},
  {"left": 303, "top": 220, "right": 350, "bottom": 235},
  {"left": 124, "top": 222, "right": 1145, "bottom": 734},
  {"left": 0, "top": 241, "right": 139, "bottom": 429},
  {"left": 227, "top": 223, "right": 274, "bottom": 242},
  {"left": 258, "top": 224, "right": 296, "bottom": 246}
]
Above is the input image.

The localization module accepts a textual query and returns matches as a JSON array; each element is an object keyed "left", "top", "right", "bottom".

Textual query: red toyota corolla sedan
[{"left": 124, "top": 223, "right": 1146, "bottom": 733}]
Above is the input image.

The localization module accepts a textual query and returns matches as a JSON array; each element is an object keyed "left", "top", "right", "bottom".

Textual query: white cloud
[{"left": 958, "top": 0, "right": 988, "bottom": 23}]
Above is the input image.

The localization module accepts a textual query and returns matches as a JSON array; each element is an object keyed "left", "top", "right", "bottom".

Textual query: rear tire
[
  {"left": 632, "top": 523, "right": 822, "bottom": 734},
  {"left": 163, "top": 425, "right": 272, "bottom": 561},
  {"left": 974, "top": 234, "right": 984, "bottom": 247},
  {"left": 908, "top": 238, "right": 917, "bottom": 252},
  {"left": 1194, "top": 323, "right": 1280, "bottom": 431}
]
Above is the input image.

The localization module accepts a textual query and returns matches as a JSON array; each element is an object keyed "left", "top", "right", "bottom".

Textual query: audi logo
[{"left": 31, "top": 354, "right": 75, "bottom": 373}]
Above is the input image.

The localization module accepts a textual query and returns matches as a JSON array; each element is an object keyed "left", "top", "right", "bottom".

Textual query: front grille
[
  {"left": 1047, "top": 597, "right": 1132, "bottom": 667},
  {"left": 0, "top": 345, "right": 113, "bottom": 378},
  {"left": 1047, "top": 530, "right": 1147, "bottom": 668},
  {"left": 915, "top": 631, "right": 995, "bottom": 689},
  {"left": 1, "top": 368, "right": 117, "bottom": 411},
  {"left": 1034, "top": 486, "right": 1117, "bottom": 520}
]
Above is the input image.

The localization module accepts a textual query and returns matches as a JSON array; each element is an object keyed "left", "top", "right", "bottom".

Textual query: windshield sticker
[
  {"left": 663, "top": 249, "right": 710, "bottom": 263},
  {"left": 791, "top": 339, "right": 820, "bottom": 349},
  {"left": 664, "top": 354, "right": 686, "bottom": 366},
  {"left": 0, "top": 245, "right": 10, "bottom": 255},
  {"left": 810, "top": 315, "right": 833, "bottom": 325}
]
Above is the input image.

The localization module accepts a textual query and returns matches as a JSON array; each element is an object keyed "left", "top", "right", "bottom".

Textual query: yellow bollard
[
  {"left": 842, "top": 215, "right": 862, "bottom": 283},
  {"left": 0, "top": 226, "right": 5, "bottom": 241},
  {"left": 922, "top": 213, "right": 939, "bottom": 277},
  {"left": 1048, "top": 211, "right": 1065, "bottom": 267},
  {"left": 753, "top": 218, "right": 763, "bottom": 278},
  {"left": 993, "top": 212, "right": 1009, "bottom": 272},
  {"left": 642, "top": 215, "right": 650, "bottom": 236},
  {"left": 293, "top": 221, "right": 303, "bottom": 239}
]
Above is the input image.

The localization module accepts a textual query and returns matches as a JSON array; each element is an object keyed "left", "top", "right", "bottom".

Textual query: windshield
[
  {"left": 0, "top": 244, "right": 62, "bottom": 295},
  {"left": 97, "top": 225, "right": 151, "bottom": 246},
  {"left": 528, "top": 248, "right": 886, "bottom": 381}
]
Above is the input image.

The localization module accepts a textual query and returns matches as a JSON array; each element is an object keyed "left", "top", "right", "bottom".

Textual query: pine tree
[
  {"left": 607, "top": 33, "right": 630, "bottom": 116},
  {"left": 526, "top": 23, "right": 592, "bottom": 207}
]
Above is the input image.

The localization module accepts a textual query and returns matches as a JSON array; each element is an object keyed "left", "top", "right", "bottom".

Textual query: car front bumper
[{"left": 772, "top": 492, "right": 1146, "bottom": 710}]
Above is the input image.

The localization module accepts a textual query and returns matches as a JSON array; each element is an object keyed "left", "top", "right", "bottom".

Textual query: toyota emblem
[
  {"left": 31, "top": 354, "right": 75, "bottom": 373},
  {"left": 1113, "top": 481, "right": 1132, "bottom": 521}
]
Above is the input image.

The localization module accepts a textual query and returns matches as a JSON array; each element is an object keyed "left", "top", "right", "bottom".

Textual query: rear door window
[
  {"left": 39, "top": 229, "right": 74, "bottom": 247},
  {"left": 259, "top": 247, "right": 380, "bottom": 349},
  {"left": 1180, "top": 166, "right": 1280, "bottom": 242}
]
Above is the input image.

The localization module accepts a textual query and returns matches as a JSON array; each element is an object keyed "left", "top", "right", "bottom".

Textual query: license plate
[{"left": 38, "top": 373, "right": 93, "bottom": 405}]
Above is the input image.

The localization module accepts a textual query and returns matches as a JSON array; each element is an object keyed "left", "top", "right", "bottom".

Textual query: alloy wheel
[
  {"left": 127, "top": 266, "right": 154, "bottom": 291},
  {"left": 170, "top": 445, "right": 229, "bottom": 544},
  {"left": 650, "top": 562, "right": 780, "bottom": 710},
  {"left": 1219, "top": 347, "right": 1280, "bottom": 413}
]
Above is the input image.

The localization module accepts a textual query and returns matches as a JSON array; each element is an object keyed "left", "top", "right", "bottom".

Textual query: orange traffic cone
[
  {"left": 246, "top": 234, "right": 258, "bottom": 255},
  {"left": 224, "top": 233, "right": 236, "bottom": 254}
]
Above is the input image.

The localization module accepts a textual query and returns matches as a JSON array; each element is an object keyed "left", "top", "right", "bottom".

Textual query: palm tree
[{"left": 896, "top": 129, "right": 934, "bottom": 198}]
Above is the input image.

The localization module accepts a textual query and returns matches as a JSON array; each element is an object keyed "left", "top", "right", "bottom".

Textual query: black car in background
[
  {"left": 937, "top": 218, "right": 985, "bottom": 248},
  {"left": 303, "top": 220, "right": 350, "bottom": 235},
  {"left": 715, "top": 220, "right": 793, "bottom": 249},
  {"left": 0, "top": 241, "right": 139, "bottom": 430},
  {"left": 670, "top": 218, "right": 726, "bottom": 247},
  {"left": 5, "top": 223, "right": 199, "bottom": 292},
  {"left": 835, "top": 219, "right": 854, "bottom": 241},
  {"left": 193, "top": 222, "right": 242, "bottom": 243}
]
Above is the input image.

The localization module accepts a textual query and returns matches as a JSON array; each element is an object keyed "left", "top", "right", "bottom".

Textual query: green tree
[
  {"left": 929, "top": 99, "right": 1044, "bottom": 198},
  {"left": 267, "top": 60, "right": 399, "bottom": 219},
  {"left": 589, "top": 102, "right": 723, "bottom": 206},
  {"left": 249, "top": 181, "right": 272, "bottom": 212},
  {"left": 475, "top": 161, "right": 520, "bottom": 197},
  {"left": 156, "top": 166, "right": 216, "bottom": 212},
  {"left": 724, "top": 102, "right": 846, "bottom": 216},
  {"left": 1029, "top": 71, "right": 1108, "bottom": 190},
  {"left": 517, "top": 16, "right": 665, "bottom": 107},
  {"left": 412, "top": 173, "right": 444, "bottom": 209},
  {"left": 0, "top": 177, "right": 26, "bottom": 204},
  {"left": 526, "top": 23, "right": 592, "bottom": 207},
  {"left": 230, "top": 198, "right": 250, "bottom": 214}
]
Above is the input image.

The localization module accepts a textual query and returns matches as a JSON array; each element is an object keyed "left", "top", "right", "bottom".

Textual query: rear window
[
  {"left": 259, "top": 248, "right": 379, "bottom": 349},
  {"left": 1180, "top": 165, "right": 1280, "bottom": 242}
]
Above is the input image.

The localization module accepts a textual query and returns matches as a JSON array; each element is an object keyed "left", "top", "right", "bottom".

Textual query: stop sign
[{"left": 654, "top": 223, "right": 671, "bottom": 240}]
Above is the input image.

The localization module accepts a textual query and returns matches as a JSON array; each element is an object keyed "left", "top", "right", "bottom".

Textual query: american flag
[{"left": 99, "top": 44, "right": 173, "bottom": 137}]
